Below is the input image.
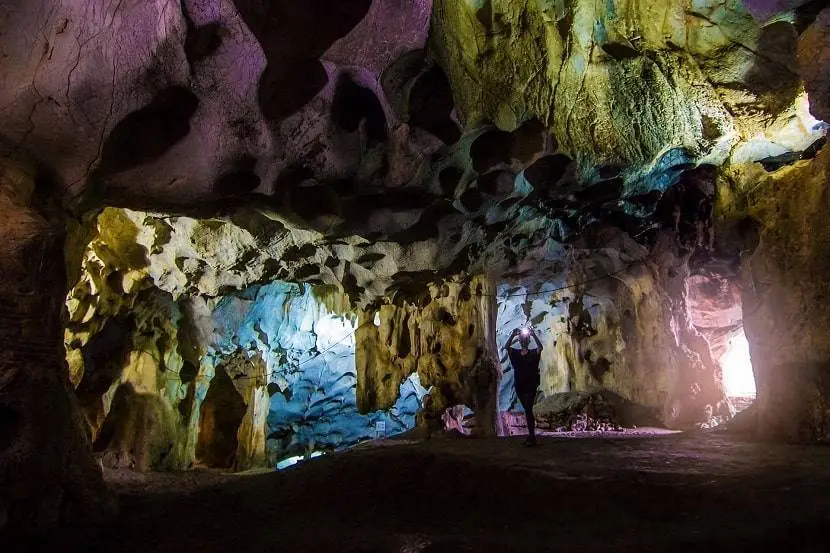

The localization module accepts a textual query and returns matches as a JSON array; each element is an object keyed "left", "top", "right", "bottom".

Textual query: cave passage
[
  {"left": 7, "top": 0, "right": 830, "bottom": 549},
  {"left": 720, "top": 329, "right": 756, "bottom": 411},
  {"left": 196, "top": 367, "right": 247, "bottom": 469}
]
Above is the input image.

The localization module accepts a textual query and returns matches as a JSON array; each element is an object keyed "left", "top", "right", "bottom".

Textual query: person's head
[{"left": 518, "top": 327, "right": 530, "bottom": 351}]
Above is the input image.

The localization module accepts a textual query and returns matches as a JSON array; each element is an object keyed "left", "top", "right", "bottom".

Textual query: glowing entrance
[{"left": 719, "top": 330, "right": 756, "bottom": 405}]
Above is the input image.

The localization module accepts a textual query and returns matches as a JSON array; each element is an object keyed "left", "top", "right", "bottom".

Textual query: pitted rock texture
[
  {"left": 0, "top": 0, "right": 438, "bottom": 208},
  {"left": 355, "top": 276, "right": 499, "bottom": 436},
  {"left": 2, "top": 0, "right": 830, "bottom": 546},
  {"left": 0, "top": 0, "right": 819, "bottom": 240},
  {"left": 65, "top": 246, "right": 431, "bottom": 470},
  {"left": 430, "top": 0, "right": 804, "bottom": 169}
]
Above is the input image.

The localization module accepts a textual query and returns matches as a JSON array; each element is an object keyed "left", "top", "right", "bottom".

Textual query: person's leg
[{"left": 517, "top": 388, "right": 536, "bottom": 445}]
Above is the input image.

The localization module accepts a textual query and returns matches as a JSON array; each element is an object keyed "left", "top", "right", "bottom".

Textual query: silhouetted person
[{"left": 504, "top": 326, "right": 543, "bottom": 446}]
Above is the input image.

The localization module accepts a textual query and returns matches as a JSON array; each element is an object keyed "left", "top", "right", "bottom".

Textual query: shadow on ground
[{"left": 41, "top": 433, "right": 830, "bottom": 552}]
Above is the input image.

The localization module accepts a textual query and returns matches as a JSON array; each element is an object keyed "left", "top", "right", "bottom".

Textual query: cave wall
[
  {"left": 210, "top": 282, "right": 429, "bottom": 462},
  {"left": 718, "top": 146, "right": 830, "bottom": 441},
  {"left": 65, "top": 225, "right": 217, "bottom": 471},
  {"left": 66, "top": 234, "right": 434, "bottom": 470},
  {"left": 356, "top": 276, "right": 499, "bottom": 435},
  {"left": 1, "top": 0, "right": 829, "bottom": 547},
  {"left": 495, "top": 231, "right": 730, "bottom": 429},
  {"left": 430, "top": 0, "right": 804, "bottom": 169},
  {"left": 0, "top": 161, "right": 114, "bottom": 545}
]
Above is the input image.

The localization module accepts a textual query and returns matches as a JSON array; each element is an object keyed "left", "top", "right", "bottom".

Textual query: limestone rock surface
[
  {"left": 798, "top": 7, "right": 830, "bottom": 121},
  {"left": 3, "top": 0, "right": 830, "bottom": 545},
  {"left": 0, "top": 162, "right": 114, "bottom": 546},
  {"left": 717, "top": 146, "right": 830, "bottom": 441},
  {"left": 494, "top": 229, "right": 730, "bottom": 430}
]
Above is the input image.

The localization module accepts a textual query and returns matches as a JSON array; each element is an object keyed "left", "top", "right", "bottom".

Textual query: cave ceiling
[{"left": 1, "top": 0, "right": 828, "bottom": 303}]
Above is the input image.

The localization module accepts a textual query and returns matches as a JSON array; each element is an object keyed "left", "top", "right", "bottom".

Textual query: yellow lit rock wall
[
  {"left": 718, "top": 146, "right": 830, "bottom": 441},
  {"left": 356, "top": 275, "right": 499, "bottom": 434},
  {"left": 64, "top": 211, "right": 270, "bottom": 471},
  {"left": 431, "top": 0, "right": 800, "bottom": 167}
]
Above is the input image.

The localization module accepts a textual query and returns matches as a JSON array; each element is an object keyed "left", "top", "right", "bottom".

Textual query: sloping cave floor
[{"left": 68, "top": 432, "right": 830, "bottom": 553}]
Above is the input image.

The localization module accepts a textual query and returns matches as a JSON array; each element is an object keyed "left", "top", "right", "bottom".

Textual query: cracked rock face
[
  {"left": 0, "top": 0, "right": 817, "bottom": 222},
  {"left": 0, "top": 1, "right": 824, "bottom": 301}
]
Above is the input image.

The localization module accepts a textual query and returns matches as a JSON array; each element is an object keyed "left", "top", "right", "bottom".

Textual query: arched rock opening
[
  {"left": 196, "top": 367, "right": 247, "bottom": 469},
  {"left": 687, "top": 273, "right": 756, "bottom": 415}
]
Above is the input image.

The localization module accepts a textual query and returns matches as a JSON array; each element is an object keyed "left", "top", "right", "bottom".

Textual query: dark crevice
[
  {"left": 214, "top": 155, "right": 261, "bottom": 196},
  {"left": 181, "top": 0, "right": 223, "bottom": 69},
  {"left": 231, "top": 0, "right": 371, "bottom": 122},
  {"left": 0, "top": 404, "right": 21, "bottom": 452},
  {"left": 459, "top": 188, "right": 483, "bottom": 212},
  {"left": 794, "top": 0, "right": 827, "bottom": 34},
  {"left": 98, "top": 87, "right": 199, "bottom": 175},
  {"left": 398, "top": 314, "right": 412, "bottom": 357},
  {"left": 478, "top": 170, "right": 515, "bottom": 196},
  {"left": 259, "top": 59, "right": 329, "bottom": 121},
  {"left": 331, "top": 74, "right": 388, "bottom": 142},
  {"left": 602, "top": 42, "right": 639, "bottom": 60},
  {"left": 439, "top": 167, "right": 464, "bottom": 197},
  {"left": 524, "top": 154, "right": 573, "bottom": 192},
  {"left": 289, "top": 185, "right": 341, "bottom": 220},
  {"left": 408, "top": 66, "right": 460, "bottom": 144},
  {"left": 388, "top": 200, "right": 458, "bottom": 244},
  {"left": 76, "top": 315, "right": 135, "bottom": 399},
  {"left": 196, "top": 366, "right": 246, "bottom": 469},
  {"left": 470, "top": 119, "right": 547, "bottom": 173},
  {"left": 381, "top": 49, "right": 427, "bottom": 115}
]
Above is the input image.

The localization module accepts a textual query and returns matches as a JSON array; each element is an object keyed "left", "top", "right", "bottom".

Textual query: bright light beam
[{"left": 719, "top": 331, "right": 756, "bottom": 398}]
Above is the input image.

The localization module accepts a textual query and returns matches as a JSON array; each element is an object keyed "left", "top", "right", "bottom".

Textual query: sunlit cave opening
[
  {"left": 685, "top": 273, "right": 756, "bottom": 420},
  {"left": 719, "top": 330, "right": 756, "bottom": 412}
]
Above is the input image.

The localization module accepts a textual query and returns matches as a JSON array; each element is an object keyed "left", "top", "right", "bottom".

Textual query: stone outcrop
[
  {"left": 533, "top": 391, "right": 660, "bottom": 432},
  {"left": 718, "top": 147, "right": 830, "bottom": 442},
  {"left": 798, "top": 7, "right": 830, "bottom": 121},
  {"left": 495, "top": 229, "right": 730, "bottom": 430},
  {"left": 64, "top": 223, "right": 433, "bottom": 468},
  {"left": 431, "top": 0, "right": 804, "bottom": 168},
  {"left": 356, "top": 276, "right": 499, "bottom": 435},
  {"left": 0, "top": 161, "right": 114, "bottom": 546}
]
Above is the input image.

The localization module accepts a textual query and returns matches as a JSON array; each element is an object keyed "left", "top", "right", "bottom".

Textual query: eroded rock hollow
[{"left": 2, "top": 0, "right": 830, "bottom": 545}]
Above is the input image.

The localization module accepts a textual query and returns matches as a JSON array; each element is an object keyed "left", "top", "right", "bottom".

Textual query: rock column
[{"left": 0, "top": 161, "right": 114, "bottom": 546}]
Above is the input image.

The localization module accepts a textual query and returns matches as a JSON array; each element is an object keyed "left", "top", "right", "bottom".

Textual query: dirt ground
[{"left": 39, "top": 430, "right": 830, "bottom": 553}]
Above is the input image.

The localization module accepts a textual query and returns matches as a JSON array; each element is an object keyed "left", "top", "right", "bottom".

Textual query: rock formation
[
  {"left": 1, "top": 0, "right": 830, "bottom": 546},
  {"left": 494, "top": 228, "right": 732, "bottom": 431},
  {"left": 356, "top": 276, "right": 499, "bottom": 435},
  {"left": 0, "top": 162, "right": 115, "bottom": 545},
  {"left": 717, "top": 146, "right": 830, "bottom": 441}
]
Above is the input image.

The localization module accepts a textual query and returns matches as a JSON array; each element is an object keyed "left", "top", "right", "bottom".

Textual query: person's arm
[
  {"left": 529, "top": 327, "right": 543, "bottom": 352},
  {"left": 503, "top": 328, "right": 519, "bottom": 351}
]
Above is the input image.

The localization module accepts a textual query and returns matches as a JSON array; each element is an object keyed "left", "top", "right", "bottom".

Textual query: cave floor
[{"left": 74, "top": 432, "right": 830, "bottom": 553}]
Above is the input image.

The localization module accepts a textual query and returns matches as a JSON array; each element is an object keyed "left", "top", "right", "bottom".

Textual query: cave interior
[{"left": 2, "top": 0, "right": 830, "bottom": 550}]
